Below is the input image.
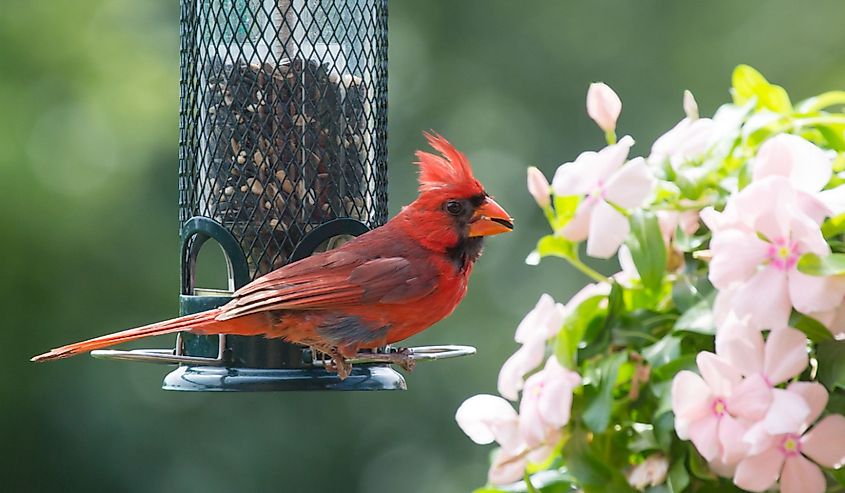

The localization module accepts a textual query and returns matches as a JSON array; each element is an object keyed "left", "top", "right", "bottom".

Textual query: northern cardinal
[{"left": 32, "top": 132, "right": 513, "bottom": 378}]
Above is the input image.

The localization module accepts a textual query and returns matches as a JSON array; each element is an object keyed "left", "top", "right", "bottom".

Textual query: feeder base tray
[{"left": 162, "top": 364, "right": 407, "bottom": 392}]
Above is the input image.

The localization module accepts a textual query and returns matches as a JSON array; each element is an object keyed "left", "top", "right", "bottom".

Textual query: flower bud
[
  {"left": 684, "top": 89, "right": 699, "bottom": 120},
  {"left": 526, "top": 166, "right": 551, "bottom": 208},
  {"left": 587, "top": 82, "right": 622, "bottom": 133}
]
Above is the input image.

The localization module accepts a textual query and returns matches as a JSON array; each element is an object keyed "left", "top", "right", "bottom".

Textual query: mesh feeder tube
[{"left": 169, "top": 0, "right": 399, "bottom": 391}]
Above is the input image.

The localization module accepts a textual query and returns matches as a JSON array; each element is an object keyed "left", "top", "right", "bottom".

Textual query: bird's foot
[
  {"left": 312, "top": 346, "right": 353, "bottom": 380},
  {"left": 357, "top": 347, "right": 416, "bottom": 372}
]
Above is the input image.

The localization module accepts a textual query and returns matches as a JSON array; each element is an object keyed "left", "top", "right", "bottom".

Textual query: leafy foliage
[{"left": 462, "top": 65, "right": 845, "bottom": 493}]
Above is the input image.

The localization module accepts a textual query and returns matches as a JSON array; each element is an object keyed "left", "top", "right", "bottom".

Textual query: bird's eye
[{"left": 445, "top": 200, "right": 463, "bottom": 215}]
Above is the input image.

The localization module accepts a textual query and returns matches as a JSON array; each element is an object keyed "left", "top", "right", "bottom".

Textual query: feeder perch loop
[
  {"left": 86, "top": 0, "right": 475, "bottom": 392},
  {"left": 91, "top": 344, "right": 477, "bottom": 367}
]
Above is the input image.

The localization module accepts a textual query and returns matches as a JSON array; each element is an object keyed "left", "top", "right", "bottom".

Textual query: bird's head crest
[{"left": 415, "top": 132, "right": 484, "bottom": 196}]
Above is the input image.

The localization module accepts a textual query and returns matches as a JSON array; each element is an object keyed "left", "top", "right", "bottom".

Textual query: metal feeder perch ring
[{"left": 90, "top": 344, "right": 477, "bottom": 367}]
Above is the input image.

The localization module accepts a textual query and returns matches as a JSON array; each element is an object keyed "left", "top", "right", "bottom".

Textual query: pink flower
[
  {"left": 627, "top": 454, "right": 669, "bottom": 490},
  {"left": 671, "top": 352, "right": 765, "bottom": 464},
  {"left": 586, "top": 82, "right": 622, "bottom": 133},
  {"left": 648, "top": 101, "right": 744, "bottom": 171},
  {"left": 498, "top": 294, "right": 566, "bottom": 400},
  {"left": 753, "top": 133, "right": 845, "bottom": 217},
  {"left": 703, "top": 176, "right": 845, "bottom": 329},
  {"left": 753, "top": 134, "right": 832, "bottom": 194},
  {"left": 716, "top": 322, "right": 811, "bottom": 436},
  {"left": 518, "top": 357, "right": 581, "bottom": 448},
  {"left": 656, "top": 209, "right": 700, "bottom": 244},
  {"left": 552, "top": 136, "right": 655, "bottom": 258},
  {"left": 455, "top": 394, "right": 522, "bottom": 451},
  {"left": 683, "top": 90, "right": 699, "bottom": 120},
  {"left": 809, "top": 302, "right": 845, "bottom": 339},
  {"left": 733, "top": 383, "right": 845, "bottom": 493},
  {"left": 455, "top": 394, "right": 530, "bottom": 485},
  {"left": 527, "top": 166, "right": 551, "bottom": 208}
]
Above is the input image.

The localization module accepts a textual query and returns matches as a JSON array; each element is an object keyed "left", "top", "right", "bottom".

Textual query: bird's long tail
[{"left": 31, "top": 309, "right": 229, "bottom": 362}]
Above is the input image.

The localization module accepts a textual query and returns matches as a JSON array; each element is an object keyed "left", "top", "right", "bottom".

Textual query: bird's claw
[{"left": 312, "top": 346, "right": 353, "bottom": 380}]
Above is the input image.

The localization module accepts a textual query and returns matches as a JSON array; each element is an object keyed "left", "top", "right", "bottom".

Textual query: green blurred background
[{"left": 2, "top": 1, "right": 845, "bottom": 491}]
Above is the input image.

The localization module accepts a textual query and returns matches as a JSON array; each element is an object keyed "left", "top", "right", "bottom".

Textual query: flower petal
[
  {"left": 802, "top": 414, "right": 845, "bottom": 469},
  {"left": 551, "top": 151, "right": 601, "bottom": 197},
  {"left": 743, "top": 421, "right": 778, "bottom": 455},
  {"left": 586, "top": 82, "right": 622, "bottom": 133},
  {"left": 789, "top": 269, "right": 845, "bottom": 314},
  {"left": 708, "top": 229, "right": 769, "bottom": 289},
  {"left": 561, "top": 200, "right": 594, "bottom": 242},
  {"left": 732, "top": 266, "right": 791, "bottom": 330},
  {"left": 488, "top": 448, "right": 527, "bottom": 486},
  {"left": 789, "top": 208, "right": 830, "bottom": 255},
  {"left": 787, "top": 382, "right": 829, "bottom": 428},
  {"left": 455, "top": 394, "right": 520, "bottom": 447},
  {"left": 733, "top": 448, "right": 784, "bottom": 492},
  {"left": 585, "top": 199, "right": 629, "bottom": 259},
  {"left": 672, "top": 371, "right": 713, "bottom": 436},
  {"left": 688, "top": 414, "right": 721, "bottom": 461},
  {"left": 780, "top": 455, "right": 826, "bottom": 493},
  {"left": 715, "top": 317, "right": 764, "bottom": 376},
  {"left": 818, "top": 183, "right": 845, "bottom": 216},
  {"left": 719, "top": 414, "right": 751, "bottom": 465},
  {"left": 604, "top": 157, "right": 655, "bottom": 208},
  {"left": 497, "top": 341, "right": 545, "bottom": 401},
  {"left": 763, "top": 327, "right": 808, "bottom": 385},
  {"left": 514, "top": 294, "right": 565, "bottom": 343},
  {"left": 527, "top": 167, "right": 551, "bottom": 208},
  {"left": 753, "top": 134, "right": 832, "bottom": 193},
  {"left": 697, "top": 352, "right": 743, "bottom": 397},
  {"left": 763, "top": 388, "right": 810, "bottom": 436},
  {"left": 727, "top": 373, "right": 772, "bottom": 421}
]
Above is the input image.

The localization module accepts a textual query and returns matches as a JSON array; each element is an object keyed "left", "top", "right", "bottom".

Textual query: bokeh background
[{"left": 3, "top": 1, "right": 845, "bottom": 492}]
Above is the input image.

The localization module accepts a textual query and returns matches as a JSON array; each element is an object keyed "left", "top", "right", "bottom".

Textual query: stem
[
  {"left": 605, "top": 130, "right": 617, "bottom": 145},
  {"left": 797, "top": 91, "right": 845, "bottom": 113},
  {"left": 542, "top": 205, "right": 555, "bottom": 228},
  {"left": 566, "top": 255, "right": 611, "bottom": 283}
]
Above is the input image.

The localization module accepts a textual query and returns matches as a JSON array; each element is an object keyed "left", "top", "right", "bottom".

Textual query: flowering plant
[{"left": 456, "top": 66, "right": 845, "bottom": 493}]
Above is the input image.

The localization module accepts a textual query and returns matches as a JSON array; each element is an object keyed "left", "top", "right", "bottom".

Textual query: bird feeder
[{"left": 91, "top": 0, "right": 474, "bottom": 391}]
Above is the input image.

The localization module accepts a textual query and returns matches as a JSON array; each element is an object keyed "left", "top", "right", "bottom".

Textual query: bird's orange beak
[{"left": 469, "top": 197, "right": 514, "bottom": 237}]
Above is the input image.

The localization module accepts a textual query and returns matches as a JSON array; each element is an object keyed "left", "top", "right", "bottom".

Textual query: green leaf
[
  {"left": 626, "top": 210, "right": 667, "bottom": 294},
  {"left": 653, "top": 412, "right": 675, "bottom": 452},
  {"left": 583, "top": 352, "right": 627, "bottom": 432},
  {"left": 667, "top": 456, "right": 690, "bottom": 493},
  {"left": 816, "top": 340, "right": 845, "bottom": 390},
  {"left": 562, "top": 430, "right": 635, "bottom": 492},
  {"left": 528, "top": 235, "right": 577, "bottom": 265},
  {"left": 731, "top": 64, "right": 792, "bottom": 113},
  {"left": 828, "top": 388, "right": 845, "bottom": 414},
  {"left": 829, "top": 466, "right": 845, "bottom": 487},
  {"left": 796, "top": 252, "right": 845, "bottom": 276},
  {"left": 789, "top": 312, "right": 834, "bottom": 343},
  {"left": 818, "top": 124, "right": 845, "bottom": 151},
  {"left": 555, "top": 295, "right": 605, "bottom": 368},
  {"left": 652, "top": 355, "right": 697, "bottom": 383},
  {"left": 672, "top": 294, "right": 715, "bottom": 335},
  {"left": 552, "top": 195, "right": 580, "bottom": 231},
  {"left": 687, "top": 445, "right": 717, "bottom": 481},
  {"left": 822, "top": 213, "right": 845, "bottom": 238},
  {"left": 642, "top": 335, "right": 682, "bottom": 368}
]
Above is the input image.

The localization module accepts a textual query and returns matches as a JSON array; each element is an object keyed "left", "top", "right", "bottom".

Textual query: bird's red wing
[{"left": 216, "top": 250, "right": 439, "bottom": 320}]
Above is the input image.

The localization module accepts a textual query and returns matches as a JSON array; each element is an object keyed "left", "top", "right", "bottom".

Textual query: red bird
[{"left": 32, "top": 132, "right": 513, "bottom": 378}]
